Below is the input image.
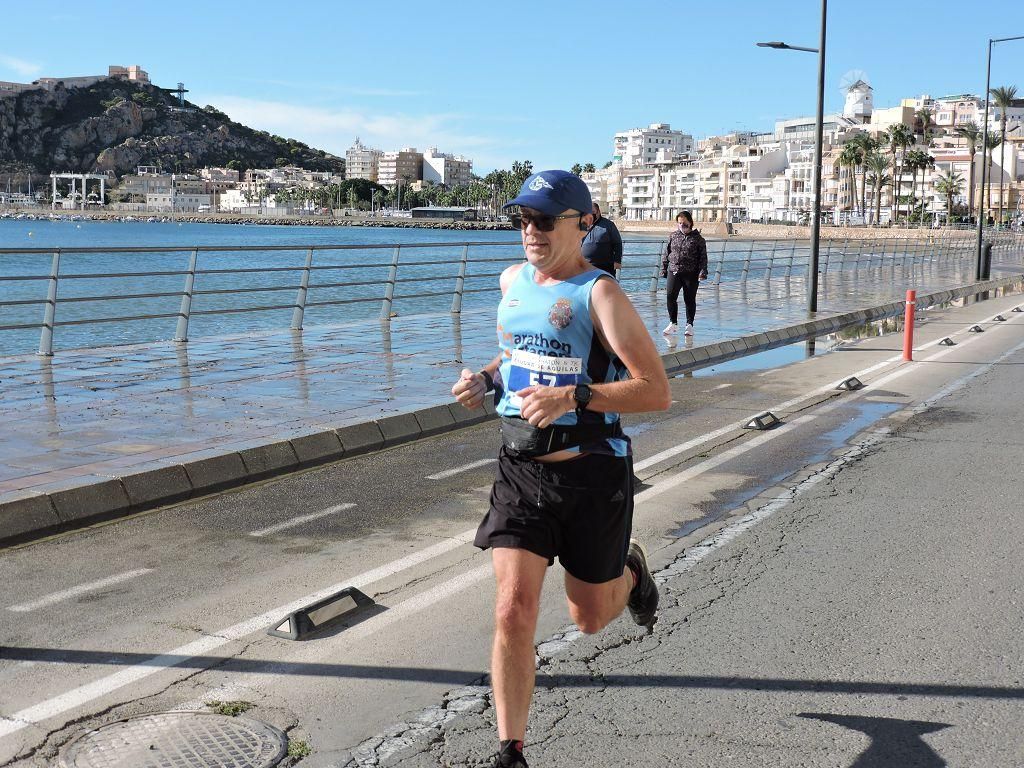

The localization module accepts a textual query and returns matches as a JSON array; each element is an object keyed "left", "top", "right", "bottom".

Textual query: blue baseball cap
[{"left": 504, "top": 170, "right": 592, "bottom": 216}]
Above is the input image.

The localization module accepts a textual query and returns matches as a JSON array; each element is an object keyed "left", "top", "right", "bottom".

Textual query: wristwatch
[{"left": 572, "top": 383, "right": 593, "bottom": 412}]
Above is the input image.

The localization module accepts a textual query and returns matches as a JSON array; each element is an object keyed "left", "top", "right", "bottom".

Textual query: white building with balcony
[
  {"left": 613, "top": 123, "right": 694, "bottom": 168},
  {"left": 346, "top": 137, "right": 383, "bottom": 181},
  {"left": 378, "top": 148, "right": 424, "bottom": 187},
  {"left": 422, "top": 148, "right": 473, "bottom": 186}
]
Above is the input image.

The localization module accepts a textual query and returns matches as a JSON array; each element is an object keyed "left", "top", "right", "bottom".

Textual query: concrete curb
[{"left": 2, "top": 273, "right": 1022, "bottom": 545}]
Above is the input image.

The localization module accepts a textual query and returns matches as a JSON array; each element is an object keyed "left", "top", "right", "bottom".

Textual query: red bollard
[{"left": 903, "top": 289, "right": 916, "bottom": 361}]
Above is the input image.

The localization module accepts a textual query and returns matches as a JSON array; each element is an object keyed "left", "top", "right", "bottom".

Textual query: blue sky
[{"left": 5, "top": 1, "right": 1024, "bottom": 173}]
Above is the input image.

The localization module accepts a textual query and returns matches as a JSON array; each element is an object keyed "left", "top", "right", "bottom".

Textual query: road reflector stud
[
  {"left": 968, "top": 325, "right": 984, "bottom": 333},
  {"left": 836, "top": 376, "right": 864, "bottom": 391},
  {"left": 744, "top": 411, "right": 781, "bottom": 431},
  {"left": 938, "top": 337, "right": 956, "bottom": 346},
  {"left": 267, "top": 587, "right": 375, "bottom": 640},
  {"left": 1012, "top": 306, "right": 1022, "bottom": 313},
  {"left": 994, "top": 315, "right": 1007, "bottom": 322}
]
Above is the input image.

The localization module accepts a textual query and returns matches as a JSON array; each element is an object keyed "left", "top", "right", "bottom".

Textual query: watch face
[{"left": 574, "top": 383, "right": 592, "bottom": 406}]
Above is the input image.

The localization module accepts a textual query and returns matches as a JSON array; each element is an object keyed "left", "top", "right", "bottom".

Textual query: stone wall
[{"left": 618, "top": 220, "right": 730, "bottom": 237}]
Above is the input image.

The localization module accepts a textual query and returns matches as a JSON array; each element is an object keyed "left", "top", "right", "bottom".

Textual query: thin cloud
[
  {"left": 202, "top": 94, "right": 502, "bottom": 160},
  {"left": 0, "top": 55, "right": 42, "bottom": 78}
]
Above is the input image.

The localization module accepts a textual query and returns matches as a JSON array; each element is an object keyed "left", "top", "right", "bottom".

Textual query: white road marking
[
  {"left": 3, "top": 307, "right": 1018, "bottom": 742},
  {"left": 636, "top": 308, "right": 1021, "bottom": 474},
  {"left": 713, "top": 383, "right": 733, "bottom": 390},
  {"left": 6, "top": 569, "right": 154, "bottom": 613},
  {"left": 0, "top": 530, "right": 477, "bottom": 740},
  {"left": 249, "top": 503, "right": 356, "bottom": 537},
  {"left": 426, "top": 458, "right": 497, "bottom": 481},
  {"left": 349, "top": 320, "right": 1024, "bottom": 766}
]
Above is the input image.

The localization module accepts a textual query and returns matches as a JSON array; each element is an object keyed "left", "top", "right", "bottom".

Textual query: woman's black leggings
[{"left": 666, "top": 271, "right": 700, "bottom": 324}]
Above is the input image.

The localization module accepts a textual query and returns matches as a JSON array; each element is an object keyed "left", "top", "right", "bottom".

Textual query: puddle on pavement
[
  {"left": 677, "top": 277, "right": 1024, "bottom": 380},
  {"left": 668, "top": 399, "right": 901, "bottom": 539}
]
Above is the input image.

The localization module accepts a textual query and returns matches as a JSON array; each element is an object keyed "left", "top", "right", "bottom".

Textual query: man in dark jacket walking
[
  {"left": 660, "top": 210, "right": 707, "bottom": 336},
  {"left": 581, "top": 202, "right": 623, "bottom": 276}
]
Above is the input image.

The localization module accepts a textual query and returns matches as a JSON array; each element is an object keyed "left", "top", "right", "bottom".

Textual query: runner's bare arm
[
  {"left": 516, "top": 277, "right": 670, "bottom": 426},
  {"left": 450, "top": 264, "right": 524, "bottom": 409}
]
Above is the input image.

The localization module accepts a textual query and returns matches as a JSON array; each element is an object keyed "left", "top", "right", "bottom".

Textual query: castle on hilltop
[{"left": 0, "top": 65, "right": 150, "bottom": 99}]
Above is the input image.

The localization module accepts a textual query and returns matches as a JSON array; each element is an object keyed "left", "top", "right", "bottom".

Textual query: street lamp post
[
  {"left": 757, "top": 0, "right": 828, "bottom": 314},
  {"left": 975, "top": 34, "right": 1024, "bottom": 279}
]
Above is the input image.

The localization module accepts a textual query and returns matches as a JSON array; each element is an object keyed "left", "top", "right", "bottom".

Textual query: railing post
[
  {"left": 381, "top": 245, "right": 402, "bottom": 320},
  {"left": 786, "top": 239, "right": 797, "bottom": 279},
  {"left": 651, "top": 240, "right": 666, "bottom": 292},
  {"left": 713, "top": 240, "right": 726, "bottom": 285},
  {"left": 291, "top": 247, "right": 314, "bottom": 330},
  {"left": 38, "top": 250, "right": 60, "bottom": 356},
  {"left": 764, "top": 241, "right": 774, "bottom": 281},
  {"left": 450, "top": 244, "right": 469, "bottom": 314},
  {"left": 174, "top": 249, "right": 199, "bottom": 342},
  {"left": 740, "top": 240, "right": 753, "bottom": 285}
]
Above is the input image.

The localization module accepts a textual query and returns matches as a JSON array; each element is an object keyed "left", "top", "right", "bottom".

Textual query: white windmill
[{"left": 840, "top": 70, "right": 873, "bottom": 121}]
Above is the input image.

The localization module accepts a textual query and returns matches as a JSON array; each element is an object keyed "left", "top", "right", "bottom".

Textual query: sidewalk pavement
[{"left": 1, "top": 254, "right": 1022, "bottom": 542}]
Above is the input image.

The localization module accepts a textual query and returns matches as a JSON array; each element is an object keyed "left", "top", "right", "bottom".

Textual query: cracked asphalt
[{"left": 2, "top": 292, "right": 1023, "bottom": 768}]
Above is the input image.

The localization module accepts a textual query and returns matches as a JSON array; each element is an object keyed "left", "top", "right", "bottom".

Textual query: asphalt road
[{"left": 1, "top": 290, "right": 1023, "bottom": 767}]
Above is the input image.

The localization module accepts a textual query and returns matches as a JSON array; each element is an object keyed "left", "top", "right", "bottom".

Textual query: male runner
[{"left": 451, "top": 170, "right": 671, "bottom": 768}]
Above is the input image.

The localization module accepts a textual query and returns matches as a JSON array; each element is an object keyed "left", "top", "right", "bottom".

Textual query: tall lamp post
[
  {"left": 757, "top": 0, "right": 827, "bottom": 314},
  {"left": 975, "top": 34, "right": 1024, "bottom": 279}
]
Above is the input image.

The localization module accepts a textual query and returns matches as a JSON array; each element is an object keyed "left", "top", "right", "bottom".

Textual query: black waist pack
[{"left": 500, "top": 416, "right": 623, "bottom": 456}]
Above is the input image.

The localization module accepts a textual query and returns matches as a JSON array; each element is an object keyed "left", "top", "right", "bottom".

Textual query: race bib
[{"left": 507, "top": 349, "right": 583, "bottom": 407}]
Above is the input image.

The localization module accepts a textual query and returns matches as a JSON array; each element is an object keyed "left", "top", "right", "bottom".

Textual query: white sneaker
[
  {"left": 662, "top": 322, "right": 678, "bottom": 335},
  {"left": 684, "top": 323, "right": 694, "bottom": 336}
]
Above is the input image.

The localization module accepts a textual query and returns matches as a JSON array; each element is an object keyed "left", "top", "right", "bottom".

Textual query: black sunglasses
[{"left": 509, "top": 211, "right": 583, "bottom": 232}]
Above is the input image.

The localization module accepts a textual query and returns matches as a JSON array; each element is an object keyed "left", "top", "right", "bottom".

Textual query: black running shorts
[{"left": 474, "top": 447, "right": 634, "bottom": 584}]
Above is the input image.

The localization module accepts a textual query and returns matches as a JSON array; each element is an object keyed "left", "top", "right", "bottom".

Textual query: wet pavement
[{"left": 0, "top": 251, "right": 1020, "bottom": 504}]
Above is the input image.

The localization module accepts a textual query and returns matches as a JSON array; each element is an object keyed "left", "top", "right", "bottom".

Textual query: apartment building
[
  {"left": 422, "top": 148, "right": 473, "bottom": 186},
  {"left": 613, "top": 123, "right": 694, "bottom": 168},
  {"left": 346, "top": 137, "right": 383, "bottom": 181},
  {"left": 378, "top": 148, "right": 424, "bottom": 187},
  {"left": 581, "top": 164, "right": 624, "bottom": 215}
]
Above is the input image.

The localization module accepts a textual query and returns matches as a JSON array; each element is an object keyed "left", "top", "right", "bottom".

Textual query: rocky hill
[{"left": 0, "top": 78, "right": 344, "bottom": 178}]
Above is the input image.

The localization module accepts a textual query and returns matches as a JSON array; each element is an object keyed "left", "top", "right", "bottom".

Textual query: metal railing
[{"left": 0, "top": 232, "right": 1020, "bottom": 356}]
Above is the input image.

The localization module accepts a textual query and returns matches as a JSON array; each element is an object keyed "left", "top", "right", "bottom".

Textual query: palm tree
[
  {"left": 990, "top": 85, "right": 1018, "bottom": 225},
  {"left": 864, "top": 153, "right": 892, "bottom": 225},
  {"left": 913, "top": 151, "right": 935, "bottom": 224},
  {"left": 935, "top": 170, "right": 964, "bottom": 221},
  {"left": 850, "top": 133, "right": 877, "bottom": 216},
  {"left": 915, "top": 107, "right": 934, "bottom": 146},
  {"left": 984, "top": 133, "right": 1003, "bottom": 224},
  {"left": 838, "top": 143, "right": 860, "bottom": 217},
  {"left": 884, "top": 124, "right": 914, "bottom": 221},
  {"left": 582, "top": 163, "right": 596, "bottom": 174},
  {"left": 902, "top": 149, "right": 930, "bottom": 223},
  {"left": 955, "top": 121, "right": 982, "bottom": 220},
  {"left": 570, "top": 163, "right": 583, "bottom": 176}
]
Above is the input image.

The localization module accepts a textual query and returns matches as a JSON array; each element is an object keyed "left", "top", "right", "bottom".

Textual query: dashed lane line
[
  {"left": 249, "top": 503, "right": 356, "bottom": 537},
  {"left": 426, "top": 459, "right": 497, "bottom": 481},
  {"left": 2, "top": 307, "right": 1018, "bottom": 742},
  {"left": 6, "top": 569, "right": 155, "bottom": 613}
]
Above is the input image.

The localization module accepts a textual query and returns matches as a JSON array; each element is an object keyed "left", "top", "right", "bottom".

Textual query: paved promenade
[{"left": 0, "top": 251, "right": 1021, "bottom": 539}]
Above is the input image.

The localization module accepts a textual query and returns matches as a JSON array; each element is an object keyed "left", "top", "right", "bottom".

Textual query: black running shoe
[
  {"left": 626, "top": 539, "right": 658, "bottom": 628},
  {"left": 491, "top": 741, "right": 528, "bottom": 767}
]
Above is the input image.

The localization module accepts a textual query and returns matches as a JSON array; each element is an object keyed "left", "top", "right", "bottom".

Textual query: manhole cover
[{"left": 59, "top": 711, "right": 287, "bottom": 768}]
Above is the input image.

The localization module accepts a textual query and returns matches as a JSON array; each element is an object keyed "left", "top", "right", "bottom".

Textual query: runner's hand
[
  {"left": 516, "top": 385, "right": 573, "bottom": 428},
  {"left": 452, "top": 368, "right": 486, "bottom": 410}
]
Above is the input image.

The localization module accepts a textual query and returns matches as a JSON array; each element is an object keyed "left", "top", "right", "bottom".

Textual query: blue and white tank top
[{"left": 495, "top": 263, "right": 630, "bottom": 457}]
